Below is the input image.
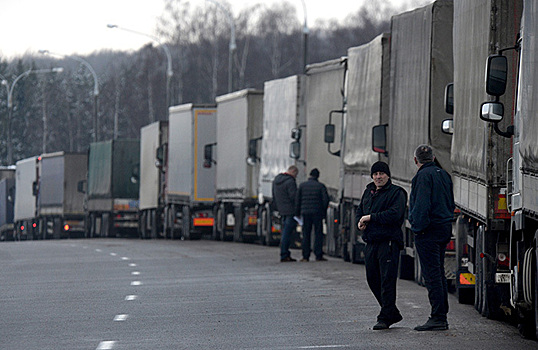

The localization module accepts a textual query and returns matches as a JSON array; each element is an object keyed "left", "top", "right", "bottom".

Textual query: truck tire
[
  {"left": 150, "top": 210, "right": 157, "bottom": 239},
  {"left": 233, "top": 204, "right": 243, "bottom": 243},
  {"left": 212, "top": 204, "right": 222, "bottom": 241},
  {"left": 182, "top": 206, "right": 191, "bottom": 240},
  {"left": 262, "top": 204, "right": 277, "bottom": 246}
]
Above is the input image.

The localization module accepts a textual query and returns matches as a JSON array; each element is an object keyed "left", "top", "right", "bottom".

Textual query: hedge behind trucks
[{"left": 85, "top": 139, "right": 140, "bottom": 237}]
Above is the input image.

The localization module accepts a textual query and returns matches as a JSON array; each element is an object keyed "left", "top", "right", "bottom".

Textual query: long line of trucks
[{"left": 2, "top": 0, "right": 538, "bottom": 339}]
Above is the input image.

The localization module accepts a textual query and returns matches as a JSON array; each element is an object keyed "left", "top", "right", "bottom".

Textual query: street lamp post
[
  {"left": 205, "top": 0, "right": 236, "bottom": 93},
  {"left": 300, "top": 0, "right": 309, "bottom": 74},
  {"left": 107, "top": 24, "right": 173, "bottom": 118},
  {"left": 39, "top": 50, "right": 100, "bottom": 142},
  {"left": 1, "top": 67, "right": 63, "bottom": 165}
]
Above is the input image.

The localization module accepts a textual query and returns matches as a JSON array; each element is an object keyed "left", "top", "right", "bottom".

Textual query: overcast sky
[{"left": 0, "top": 0, "right": 428, "bottom": 59}]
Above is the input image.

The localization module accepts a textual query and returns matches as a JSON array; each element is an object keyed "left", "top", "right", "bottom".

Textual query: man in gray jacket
[{"left": 272, "top": 165, "right": 299, "bottom": 262}]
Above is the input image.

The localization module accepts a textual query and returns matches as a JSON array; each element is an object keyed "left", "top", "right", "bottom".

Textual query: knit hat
[
  {"left": 310, "top": 168, "right": 320, "bottom": 178},
  {"left": 371, "top": 161, "right": 390, "bottom": 178}
]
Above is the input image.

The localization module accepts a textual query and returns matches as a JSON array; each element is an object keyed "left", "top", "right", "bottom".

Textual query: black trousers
[
  {"left": 414, "top": 224, "right": 451, "bottom": 321},
  {"left": 364, "top": 240, "right": 401, "bottom": 322},
  {"left": 301, "top": 214, "right": 324, "bottom": 260}
]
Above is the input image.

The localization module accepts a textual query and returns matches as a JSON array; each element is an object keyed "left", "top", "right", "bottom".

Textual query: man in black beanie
[
  {"left": 356, "top": 161, "right": 407, "bottom": 330},
  {"left": 296, "top": 168, "right": 329, "bottom": 261}
]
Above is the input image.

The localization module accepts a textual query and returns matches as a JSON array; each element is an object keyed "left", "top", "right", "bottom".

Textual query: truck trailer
[
  {"left": 372, "top": 0, "right": 455, "bottom": 283},
  {"left": 256, "top": 75, "right": 307, "bottom": 246},
  {"left": 36, "top": 152, "right": 87, "bottom": 239},
  {"left": 0, "top": 166, "right": 15, "bottom": 241},
  {"left": 323, "top": 33, "right": 391, "bottom": 263},
  {"left": 85, "top": 139, "right": 140, "bottom": 238},
  {"left": 164, "top": 104, "right": 217, "bottom": 240},
  {"left": 14, "top": 157, "right": 39, "bottom": 240},
  {"left": 138, "top": 121, "right": 169, "bottom": 239},
  {"left": 212, "top": 89, "right": 264, "bottom": 242}
]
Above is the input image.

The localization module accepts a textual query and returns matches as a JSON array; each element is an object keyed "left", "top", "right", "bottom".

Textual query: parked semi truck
[
  {"left": 256, "top": 75, "right": 307, "bottom": 246},
  {"left": 84, "top": 139, "right": 140, "bottom": 238},
  {"left": 139, "top": 121, "right": 169, "bottom": 239},
  {"left": 14, "top": 157, "right": 39, "bottom": 240},
  {"left": 211, "top": 89, "right": 263, "bottom": 242},
  {"left": 444, "top": 0, "right": 537, "bottom": 338},
  {"left": 163, "top": 104, "right": 217, "bottom": 240},
  {"left": 298, "top": 58, "right": 347, "bottom": 257},
  {"left": 371, "top": 0, "right": 455, "bottom": 282},
  {"left": 0, "top": 166, "right": 16, "bottom": 241},
  {"left": 36, "top": 152, "right": 87, "bottom": 239},
  {"left": 323, "top": 33, "right": 391, "bottom": 263}
]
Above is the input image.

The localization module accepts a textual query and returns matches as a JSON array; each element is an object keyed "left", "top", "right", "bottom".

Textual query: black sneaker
[
  {"left": 373, "top": 321, "right": 389, "bottom": 330},
  {"left": 315, "top": 257, "right": 328, "bottom": 261},
  {"left": 414, "top": 318, "right": 448, "bottom": 331},
  {"left": 280, "top": 256, "right": 297, "bottom": 262},
  {"left": 387, "top": 314, "right": 403, "bottom": 327}
]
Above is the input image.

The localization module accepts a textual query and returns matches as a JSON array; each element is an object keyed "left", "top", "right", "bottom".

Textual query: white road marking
[
  {"left": 113, "top": 314, "right": 128, "bottom": 321},
  {"left": 95, "top": 249, "right": 102, "bottom": 252},
  {"left": 110, "top": 253, "right": 117, "bottom": 256},
  {"left": 131, "top": 271, "right": 140, "bottom": 275},
  {"left": 96, "top": 341, "right": 116, "bottom": 349},
  {"left": 297, "top": 346, "right": 348, "bottom": 349},
  {"left": 131, "top": 281, "right": 142, "bottom": 286},
  {"left": 125, "top": 295, "right": 138, "bottom": 301},
  {"left": 121, "top": 257, "right": 130, "bottom": 260},
  {"left": 129, "top": 263, "right": 137, "bottom": 267}
]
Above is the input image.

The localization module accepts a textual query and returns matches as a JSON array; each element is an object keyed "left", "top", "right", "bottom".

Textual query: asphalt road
[{"left": 0, "top": 238, "right": 536, "bottom": 350}]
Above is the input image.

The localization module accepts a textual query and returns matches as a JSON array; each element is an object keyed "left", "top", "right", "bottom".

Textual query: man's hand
[{"left": 357, "top": 215, "right": 371, "bottom": 231}]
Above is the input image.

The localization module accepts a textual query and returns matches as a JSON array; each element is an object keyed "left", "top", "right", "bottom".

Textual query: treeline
[{"left": 0, "top": 0, "right": 424, "bottom": 165}]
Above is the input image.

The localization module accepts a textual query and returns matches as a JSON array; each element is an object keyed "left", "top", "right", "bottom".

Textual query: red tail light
[
  {"left": 20, "top": 225, "right": 25, "bottom": 231},
  {"left": 64, "top": 224, "right": 70, "bottom": 231}
]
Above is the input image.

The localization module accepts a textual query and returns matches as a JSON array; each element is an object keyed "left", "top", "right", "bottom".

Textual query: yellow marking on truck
[
  {"left": 193, "top": 218, "right": 214, "bottom": 226},
  {"left": 459, "top": 272, "right": 475, "bottom": 285},
  {"left": 248, "top": 216, "right": 257, "bottom": 225}
]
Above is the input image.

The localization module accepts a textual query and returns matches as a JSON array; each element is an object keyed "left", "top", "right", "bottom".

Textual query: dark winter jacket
[
  {"left": 296, "top": 177, "right": 329, "bottom": 216},
  {"left": 409, "top": 162, "right": 455, "bottom": 233},
  {"left": 272, "top": 173, "right": 297, "bottom": 216},
  {"left": 355, "top": 180, "right": 407, "bottom": 246}
]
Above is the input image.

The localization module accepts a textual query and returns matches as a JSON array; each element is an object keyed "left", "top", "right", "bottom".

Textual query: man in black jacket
[
  {"left": 296, "top": 168, "right": 329, "bottom": 262},
  {"left": 356, "top": 161, "right": 407, "bottom": 330},
  {"left": 272, "top": 165, "right": 299, "bottom": 262},
  {"left": 409, "top": 144, "right": 455, "bottom": 331}
]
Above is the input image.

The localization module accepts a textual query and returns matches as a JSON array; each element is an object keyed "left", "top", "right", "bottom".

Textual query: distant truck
[
  {"left": 256, "top": 75, "right": 307, "bottom": 246},
  {"left": 323, "top": 33, "right": 391, "bottom": 263},
  {"left": 0, "top": 166, "right": 16, "bottom": 241},
  {"left": 84, "top": 139, "right": 140, "bottom": 238},
  {"left": 36, "top": 152, "right": 88, "bottom": 239},
  {"left": 138, "top": 121, "right": 168, "bottom": 239},
  {"left": 298, "top": 58, "right": 347, "bottom": 256},
  {"left": 372, "top": 0, "right": 454, "bottom": 283},
  {"left": 164, "top": 104, "right": 217, "bottom": 240},
  {"left": 14, "top": 157, "right": 39, "bottom": 240},
  {"left": 211, "top": 89, "right": 263, "bottom": 242}
]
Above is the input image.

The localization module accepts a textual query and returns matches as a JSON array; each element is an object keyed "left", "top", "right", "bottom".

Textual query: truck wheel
[
  {"left": 262, "top": 205, "right": 276, "bottom": 246},
  {"left": 182, "top": 206, "right": 191, "bottom": 240},
  {"left": 150, "top": 210, "right": 157, "bottom": 239},
  {"left": 233, "top": 204, "right": 243, "bottom": 243},
  {"left": 475, "top": 225, "right": 486, "bottom": 315},
  {"left": 211, "top": 205, "right": 220, "bottom": 241}
]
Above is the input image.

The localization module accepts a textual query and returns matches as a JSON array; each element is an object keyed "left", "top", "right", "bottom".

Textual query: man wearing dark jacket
[
  {"left": 409, "top": 144, "right": 455, "bottom": 331},
  {"left": 296, "top": 168, "right": 329, "bottom": 262},
  {"left": 356, "top": 161, "right": 407, "bottom": 330},
  {"left": 272, "top": 165, "right": 299, "bottom": 262}
]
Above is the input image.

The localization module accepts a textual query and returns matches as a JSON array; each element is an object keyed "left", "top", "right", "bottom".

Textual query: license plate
[{"left": 495, "top": 272, "right": 510, "bottom": 283}]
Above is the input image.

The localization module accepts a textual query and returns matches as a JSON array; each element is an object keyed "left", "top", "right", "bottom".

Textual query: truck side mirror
[
  {"left": 480, "top": 102, "right": 504, "bottom": 122},
  {"left": 291, "top": 128, "right": 301, "bottom": 140},
  {"left": 203, "top": 143, "right": 217, "bottom": 168},
  {"left": 442, "top": 119, "right": 454, "bottom": 135},
  {"left": 247, "top": 137, "right": 262, "bottom": 166},
  {"left": 324, "top": 124, "right": 335, "bottom": 144},
  {"left": 372, "top": 124, "right": 388, "bottom": 155},
  {"left": 77, "top": 180, "right": 87, "bottom": 194},
  {"left": 485, "top": 55, "right": 507, "bottom": 97},
  {"left": 290, "top": 141, "right": 301, "bottom": 159},
  {"left": 155, "top": 145, "right": 164, "bottom": 169},
  {"left": 131, "top": 164, "right": 140, "bottom": 184},
  {"left": 32, "top": 181, "right": 38, "bottom": 196},
  {"left": 444, "top": 83, "right": 454, "bottom": 115}
]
